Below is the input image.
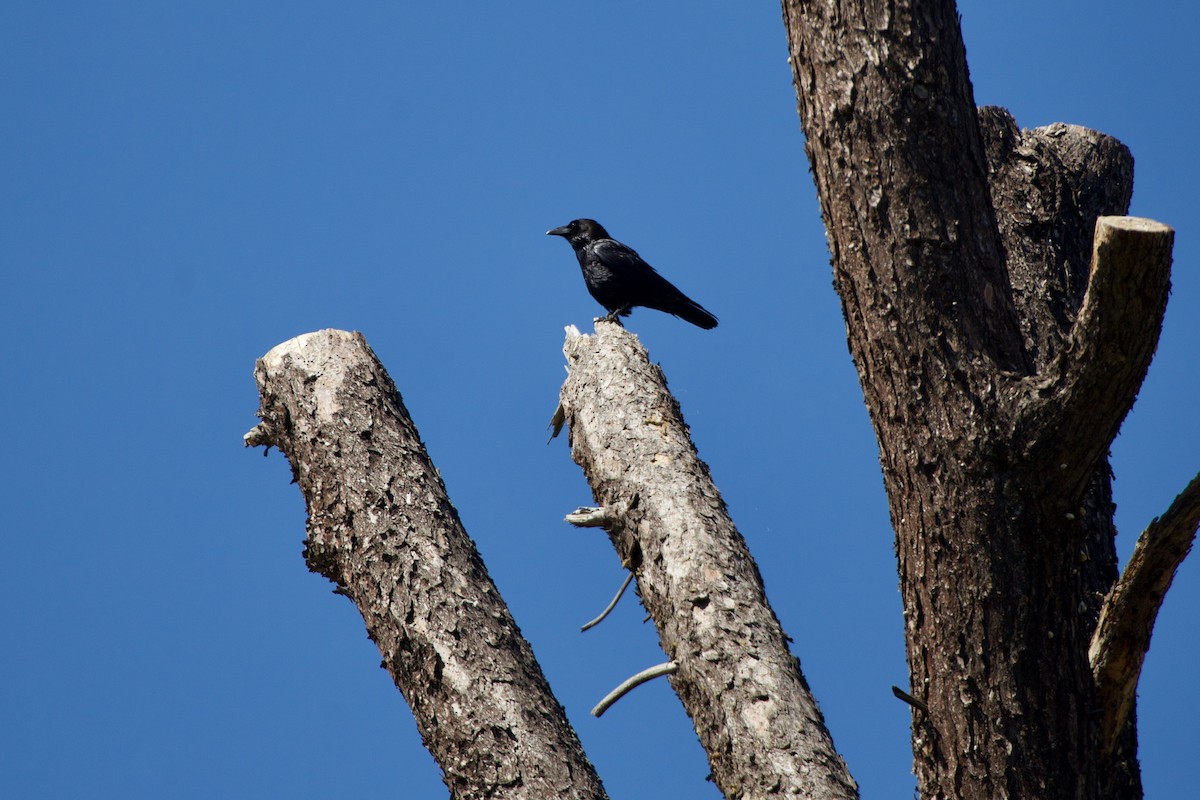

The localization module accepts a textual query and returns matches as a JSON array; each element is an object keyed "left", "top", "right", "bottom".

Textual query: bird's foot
[{"left": 597, "top": 309, "right": 627, "bottom": 327}]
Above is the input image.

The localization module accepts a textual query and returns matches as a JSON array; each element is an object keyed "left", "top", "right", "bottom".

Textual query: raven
[{"left": 546, "top": 218, "right": 718, "bottom": 330}]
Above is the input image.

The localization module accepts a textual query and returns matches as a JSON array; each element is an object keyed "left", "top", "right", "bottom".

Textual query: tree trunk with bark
[
  {"left": 781, "top": 1, "right": 1189, "bottom": 798},
  {"left": 245, "top": 330, "right": 607, "bottom": 800},
  {"left": 555, "top": 321, "right": 859, "bottom": 799}
]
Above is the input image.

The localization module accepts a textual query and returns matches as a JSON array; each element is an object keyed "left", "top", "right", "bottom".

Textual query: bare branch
[
  {"left": 559, "top": 320, "right": 858, "bottom": 800},
  {"left": 581, "top": 571, "right": 635, "bottom": 633},
  {"left": 591, "top": 661, "right": 678, "bottom": 718},
  {"left": 249, "top": 330, "right": 607, "bottom": 800},
  {"left": 1090, "top": 471, "right": 1200, "bottom": 755}
]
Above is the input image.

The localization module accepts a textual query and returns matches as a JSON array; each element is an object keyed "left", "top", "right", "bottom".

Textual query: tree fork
[
  {"left": 1015, "top": 217, "right": 1175, "bottom": 506},
  {"left": 979, "top": 107, "right": 1151, "bottom": 799},
  {"left": 246, "top": 329, "right": 607, "bottom": 800},
  {"left": 782, "top": 1, "right": 1180, "bottom": 798},
  {"left": 557, "top": 320, "right": 858, "bottom": 799}
]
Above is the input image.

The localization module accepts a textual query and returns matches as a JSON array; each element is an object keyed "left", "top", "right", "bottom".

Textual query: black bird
[{"left": 547, "top": 218, "right": 718, "bottom": 329}]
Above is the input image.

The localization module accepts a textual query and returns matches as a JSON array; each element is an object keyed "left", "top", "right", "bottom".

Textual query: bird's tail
[{"left": 667, "top": 297, "right": 718, "bottom": 329}]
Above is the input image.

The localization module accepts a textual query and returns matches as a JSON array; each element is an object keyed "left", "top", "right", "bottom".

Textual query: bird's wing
[
  {"left": 591, "top": 239, "right": 660, "bottom": 278},
  {"left": 588, "top": 237, "right": 718, "bottom": 328}
]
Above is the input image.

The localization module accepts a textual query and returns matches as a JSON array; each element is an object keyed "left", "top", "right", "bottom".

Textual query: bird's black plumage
[{"left": 546, "top": 218, "right": 718, "bottom": 330}]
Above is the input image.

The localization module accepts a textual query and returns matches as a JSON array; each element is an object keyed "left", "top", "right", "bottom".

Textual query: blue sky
[{"left": 2, "top": 2, "right": 1196, "bottom": 798}]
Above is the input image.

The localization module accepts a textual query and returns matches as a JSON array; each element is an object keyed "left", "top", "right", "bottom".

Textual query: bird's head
[{"left": 546, "top": 218, "right": 610, "bottom": 245}]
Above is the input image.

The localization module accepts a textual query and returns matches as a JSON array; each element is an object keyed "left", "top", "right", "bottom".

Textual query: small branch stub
[
  {"left": 565, "top": 506, "right": 614, "bottom": 528},
  {"left": 891, "top": 685, "right": 929, "bottom": 715},
  {"left": 242, "top": 422, "right": 273, "bottom": 450},
  {"left": 548, "top": 402, "right": 566, "bottom": 443}
]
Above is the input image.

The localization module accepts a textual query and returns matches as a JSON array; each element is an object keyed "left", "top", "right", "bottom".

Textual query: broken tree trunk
[
  {"left": 556, "top": 320, "right": 859, "bottom": 799},
  {"left": 245, "top": 329, "right": 607, "bottom": 800}
]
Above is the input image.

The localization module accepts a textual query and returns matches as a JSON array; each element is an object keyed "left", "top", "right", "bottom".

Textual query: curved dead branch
[{"left": 1091, "top": 471, "right": 1200, "bottom": 755}]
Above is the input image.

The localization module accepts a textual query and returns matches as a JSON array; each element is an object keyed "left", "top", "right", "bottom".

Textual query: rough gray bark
[
  {"left": 245, "top": 329, "right": 607, "bottom": 800},
  {"left": 556, "top": 321, "right": 858, "bottom": 800},
  {"left": 781, "top": 1, "right": 1181, "bottom": 798}
]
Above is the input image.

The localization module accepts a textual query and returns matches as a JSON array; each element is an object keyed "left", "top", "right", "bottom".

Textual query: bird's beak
[{"left": 546, "top": 226, "right": 569, "bottom": 237}]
